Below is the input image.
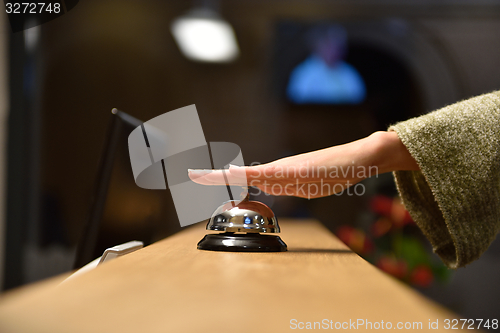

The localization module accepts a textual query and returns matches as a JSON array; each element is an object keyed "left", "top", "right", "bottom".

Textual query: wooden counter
[{"left": 0, "top": 219, "right": 461, "bottom": 332}]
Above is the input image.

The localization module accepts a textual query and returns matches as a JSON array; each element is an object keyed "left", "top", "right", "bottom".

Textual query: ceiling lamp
[{"left": 171, "top": 8, "right": 239, "bottom": 63}]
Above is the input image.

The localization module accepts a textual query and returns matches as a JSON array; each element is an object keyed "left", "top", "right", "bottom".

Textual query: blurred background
[{"left": 1, "top": 0, "right": 500, "bottom": 321}]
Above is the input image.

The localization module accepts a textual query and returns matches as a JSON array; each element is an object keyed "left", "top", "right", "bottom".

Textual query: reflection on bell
[{"left": 197, "top": 196, "right": 287, "bottom": 252}]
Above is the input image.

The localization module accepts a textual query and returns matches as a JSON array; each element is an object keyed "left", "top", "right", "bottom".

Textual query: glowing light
[{"left": 171, "top": 9, "right": 239, "bottom": 63}]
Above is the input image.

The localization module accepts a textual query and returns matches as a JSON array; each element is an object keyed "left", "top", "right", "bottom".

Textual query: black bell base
[{"left": 197, "top": 233, "right": 287, "bottom": 252}]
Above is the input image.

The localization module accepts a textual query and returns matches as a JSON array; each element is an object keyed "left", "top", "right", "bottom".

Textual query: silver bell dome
[{"left": 206, "top": 198, "right": 280, "bottom": 233}]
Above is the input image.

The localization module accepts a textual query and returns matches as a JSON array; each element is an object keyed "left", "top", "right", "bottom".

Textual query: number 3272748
[
  {"left": 444, "top": 318, "right": 498, "bottom": 330},
  {"left": 5, "top": 3, "right": 61, "bottom": 14}
]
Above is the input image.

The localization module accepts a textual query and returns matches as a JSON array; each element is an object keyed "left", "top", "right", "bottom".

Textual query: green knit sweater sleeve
[{"left": 389, "top": 91, "right": 500, "bottom": 269}]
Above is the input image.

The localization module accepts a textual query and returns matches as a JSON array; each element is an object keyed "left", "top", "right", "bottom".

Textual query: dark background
[{"left": 2, "top": 0, "right": 500, "bottom": 321}]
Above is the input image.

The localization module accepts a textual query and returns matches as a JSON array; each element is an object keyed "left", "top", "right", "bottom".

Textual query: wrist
[{"left": 366, "top": 131, "right": 419, "bottom": 174}]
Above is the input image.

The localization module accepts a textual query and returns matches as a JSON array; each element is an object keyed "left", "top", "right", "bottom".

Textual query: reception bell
[{"left": 197, "top": 195, "right": 287, "bottom": 252}]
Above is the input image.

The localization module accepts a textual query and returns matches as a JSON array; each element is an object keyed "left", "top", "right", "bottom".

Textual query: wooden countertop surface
[{"left": 0, "top": 219, "right": 461, "bottom": 332}]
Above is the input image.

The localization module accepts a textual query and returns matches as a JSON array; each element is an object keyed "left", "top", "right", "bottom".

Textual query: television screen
[{"left": 286, "top": 24, "right": 366, "bottom": 105}]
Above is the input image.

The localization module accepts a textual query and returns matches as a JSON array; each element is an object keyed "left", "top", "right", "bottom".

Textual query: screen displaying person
[{"left": 287, "top": 24, "right": 366, "bottom": 105}]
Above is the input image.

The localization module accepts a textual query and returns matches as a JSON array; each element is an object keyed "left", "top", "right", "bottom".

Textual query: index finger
[{"left": 188, "top": 168, "right": 248, "bottom": 186}]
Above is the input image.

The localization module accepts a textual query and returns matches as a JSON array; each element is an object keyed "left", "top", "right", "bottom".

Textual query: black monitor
[{"left": 73, "top": 109, "right": 181, "bottom": 269}]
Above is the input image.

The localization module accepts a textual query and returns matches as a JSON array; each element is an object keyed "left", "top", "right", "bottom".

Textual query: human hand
[{"left": 188, "top": 131, "right": 419, "bottom": 199}]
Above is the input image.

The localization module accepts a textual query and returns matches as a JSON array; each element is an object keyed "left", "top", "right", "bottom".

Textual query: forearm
[{"left": 265, "top": 131, "right": 420, "bottom": 179}]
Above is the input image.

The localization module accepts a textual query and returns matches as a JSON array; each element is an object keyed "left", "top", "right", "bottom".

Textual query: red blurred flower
[
  {"left": 371, "top": 217, "right": 392, "bottom": 237},
  {"left": 370, "top": 195, "right": 393, "bottom": 216},
  {"left": 410, "top": 265, "right": 434, "bottom": 287},
  {"left": 337, "top": 226, "right": 373, "bottom": 255},
  {"left": 370, "top": 195, "right": 415, "bottom": 230},
  {"left": 403, "top": 210, "right": 414, "bottom": 225},
  {"left": 376, "top": 256, "right": 408, "bottom": 279}
]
